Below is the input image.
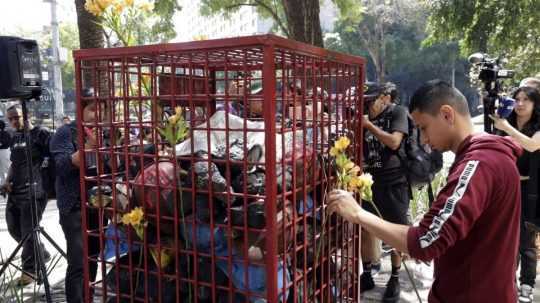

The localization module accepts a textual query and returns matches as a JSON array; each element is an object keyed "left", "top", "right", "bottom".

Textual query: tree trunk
[
  {"left": 282, "top": 0, "right": 324, "bottom": 47},
  {"left": 74, "top": 0, "right": 104, "bottom": 88},
  {"left": 74, "top": 0, "right": 104, "bottom": 49}
]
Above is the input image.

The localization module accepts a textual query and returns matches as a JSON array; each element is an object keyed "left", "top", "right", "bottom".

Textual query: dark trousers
[
  {"left": 60, "top": 207, "right": 100, "bottom": 303},
  {"left": 519, "top": 181, "right": 538, "bottom": 287},
  {"left": 5, "top": 192, "right": 49, "bottom": 274}
]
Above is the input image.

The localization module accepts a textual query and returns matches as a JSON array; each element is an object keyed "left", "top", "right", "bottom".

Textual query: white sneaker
[{"left": 519, "top": 284, "right": 534, "bottom": 303}]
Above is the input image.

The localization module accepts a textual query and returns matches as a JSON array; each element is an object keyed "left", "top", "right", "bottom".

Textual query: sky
[{"left": 0, "top": 0, "right": 77, "bottom": 38}]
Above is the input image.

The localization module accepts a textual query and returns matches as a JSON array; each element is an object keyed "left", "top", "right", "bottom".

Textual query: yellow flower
[
  {"left": 343, "top": 161, "right": 355, "bottom": 171},
  {"left": 121, "top": 212, "right": 132, "bottom": 225},
  {"left": 130, "top": 207, "right": 144, "bottom": 226},
  {"left": 349, "top": 165, "right": 361, "bottom": 175},
  {"left": 168, "top": 114, "right": 179, "bottom": 125},
  {"left": 174, "top": 106, "right": 183, "bottom": 116},
  {"left": 139, "top": 1, "right": 154, "bottom": 12},
  {"left": 151, "top": 248, "right": 172, "bottom": 268},
  {"left": 358, "top": 173, "right": 373, "bottom": 188},
  {"left": 348, "top": 177, "right": 360, "bottom": 190},
  {"left": 329, "top": 147, "right": 340, "bottom": 157},
  {"left": 121, "top": 207, "right": 145, "bottom": 226},
  {"left": 96, "top": 0, "right": 114, "bottom": 10},
  {"left": 124, "top": 0, "right": 134, "bottom": 6},
  {"left": 113, "top": 2, "right": 124, "bottom": 14},
  {"left": 85, "top": 0, "right": 103, "bottom": 16},
  {"left": 334, "top": 136, "right": 350, "bottom": 151},
  {"left": 114, "top": 3, "right": 124, "bottom": 15}
]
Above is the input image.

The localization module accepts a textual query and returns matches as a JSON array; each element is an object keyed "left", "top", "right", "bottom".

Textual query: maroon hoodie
[{"left": 407, "top": 134, "right": 522, "bottom": 303}]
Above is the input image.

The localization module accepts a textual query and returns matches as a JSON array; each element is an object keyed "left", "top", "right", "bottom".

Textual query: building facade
[{"left": 174, "top": 0, "right": 337, "bottom": 42}]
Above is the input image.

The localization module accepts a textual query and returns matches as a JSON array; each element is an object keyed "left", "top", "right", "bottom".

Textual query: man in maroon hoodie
[{"left": 328, "top": 79, "right": 522, "bottom": 302}]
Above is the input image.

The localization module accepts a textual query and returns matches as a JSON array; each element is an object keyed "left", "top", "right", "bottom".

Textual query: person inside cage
[{"left": 328, "top": 80, "right": 522, "bottom": 303}]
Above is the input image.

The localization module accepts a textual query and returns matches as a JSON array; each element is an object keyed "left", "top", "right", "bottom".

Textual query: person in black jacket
[
  {"left": 1, "top": 104, "right": 51, "bottom": 286},
  {"left": 50, "top": 95, "right": 102, "bottom": 302}
]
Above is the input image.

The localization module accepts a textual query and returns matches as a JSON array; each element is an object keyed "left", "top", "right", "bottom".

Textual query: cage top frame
[{"left": 73, "top": 34, "right": 365, "bottom": 65}]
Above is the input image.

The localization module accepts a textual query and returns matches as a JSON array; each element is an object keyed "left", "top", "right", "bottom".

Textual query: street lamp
[{"left": 43, "top": 0, "right": 64, "bottom": 128}]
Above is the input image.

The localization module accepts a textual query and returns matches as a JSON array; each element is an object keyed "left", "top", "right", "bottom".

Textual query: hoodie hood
[{"left": 454, "top": 133, "right": 523, "bottom": 167}]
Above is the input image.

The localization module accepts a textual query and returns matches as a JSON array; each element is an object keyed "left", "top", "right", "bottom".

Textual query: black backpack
[{"left": 396, "top": 112, "right": 443, "bottom": 200}]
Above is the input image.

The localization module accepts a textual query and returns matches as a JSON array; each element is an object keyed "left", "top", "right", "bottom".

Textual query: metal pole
[{"left": 46, "top": 0, "right": 64, "bottom": 124}]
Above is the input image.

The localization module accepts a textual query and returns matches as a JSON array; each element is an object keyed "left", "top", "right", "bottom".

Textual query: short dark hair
[{"left": 409, "top": 79, "right": 469, "bottom": 115}]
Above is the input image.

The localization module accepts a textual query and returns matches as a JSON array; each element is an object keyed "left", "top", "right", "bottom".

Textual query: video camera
[{"left": 468, "top": 52, "right": 516, "bottom": 133}]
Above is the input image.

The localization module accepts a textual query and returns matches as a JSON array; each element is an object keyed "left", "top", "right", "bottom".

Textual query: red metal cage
[{"left": 74, "top": 34, "right": 365, "bottom": 303}]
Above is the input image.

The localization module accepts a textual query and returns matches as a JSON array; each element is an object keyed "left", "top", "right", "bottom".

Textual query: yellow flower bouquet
[{"left": 121, "top": 207, "right": 171, "bottom": 269}]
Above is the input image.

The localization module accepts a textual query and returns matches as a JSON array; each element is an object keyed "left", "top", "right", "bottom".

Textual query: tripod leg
[
  {"left": 0, "top": 230, "right": 33, "bottom": 277},
  {"left": 39, "top": 227, "right": 67, "bottom": 259},
  {"left": 34, "top": 234, "right": 53, "bottom": 303}
]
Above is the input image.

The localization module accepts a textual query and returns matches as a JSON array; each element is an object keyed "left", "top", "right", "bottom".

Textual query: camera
[{"left": 468, "top": 52, "right": 516, "bottom": 133}]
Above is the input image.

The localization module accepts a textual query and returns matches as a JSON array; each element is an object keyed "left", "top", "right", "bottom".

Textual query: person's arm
[
  {"left": 328, "top": 159, "right": 492, "bottom": 261},
  {"left": 326, "top": 191, "right": 410, "bottom": 252},
  {"left": 491, "top": 115, "right": 540, "bottom": 152},
  {"left": 50, "top": 126, "right": 78, "bottom": 175},
  {"left": 2, "top": 165, "right": 12, "bottom": 192},
  {"left": 363, "top": 105, "right": 408, "bottom": 151},
  {"left": 363, "top": 118, "right": 404, "bottom": 151}
]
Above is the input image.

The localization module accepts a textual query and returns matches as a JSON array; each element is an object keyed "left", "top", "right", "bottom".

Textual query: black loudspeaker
[{"left": 0, "top": 36, "right": 42, "bottom": 99}]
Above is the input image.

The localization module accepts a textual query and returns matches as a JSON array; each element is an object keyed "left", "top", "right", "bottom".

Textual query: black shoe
[
  {"left": 360, "top": 272, "right": 375, "bottom": 293},
  {"left": 382, "top": 276, "right": 400, "bottom": 302}
]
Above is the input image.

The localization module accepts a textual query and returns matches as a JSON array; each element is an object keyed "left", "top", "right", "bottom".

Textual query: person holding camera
[
  {"left": 491, "top": 85, "right": 540, "bottom": 303},
  {"left": 2, "top": 104, "right": 51, "bottom": 286},
  {"left": 50, "top": 97, "right": 101, "bottom": 302},
  {"left": 328, "top": 80, "right": 522, "bottom": 302},
  {"left": 360, "top": 82, "right": 409, "bottom": 301}
]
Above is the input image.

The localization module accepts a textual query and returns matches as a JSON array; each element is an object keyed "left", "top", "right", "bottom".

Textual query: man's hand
[
  {"left": 327, "top": 189, "right": 363, "bottom": 223},
  {"left": 84, "top": 127, "right": 98, "bottom": 148},
  {"left": 1, "top": 182, "right": 12, "bottom": 196},
  {"left": 362, "top": 115, "right": 374, "bottom": 131},
  {"left": 489, "top": 114, "right": 512, "bottom": 133}
]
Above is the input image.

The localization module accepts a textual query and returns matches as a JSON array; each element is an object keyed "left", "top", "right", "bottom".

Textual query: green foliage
[
  {"left": 151, "top": 0, "right": 181, "bottom": 42},
  {"left": 326, "top": 1, "right": 480, "bottom": 113},
  {"left": 424, "top": 0, "right": 540, "bottom": 78}
]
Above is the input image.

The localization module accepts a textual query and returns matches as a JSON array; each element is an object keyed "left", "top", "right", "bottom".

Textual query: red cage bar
[{"left": 73, "top": 34, "right": 365, "bottom": 303}]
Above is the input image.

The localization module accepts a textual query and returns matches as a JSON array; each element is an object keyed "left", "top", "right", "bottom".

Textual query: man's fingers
[{"left": 326, "top": 202, "right": 337, "bottom": 215}]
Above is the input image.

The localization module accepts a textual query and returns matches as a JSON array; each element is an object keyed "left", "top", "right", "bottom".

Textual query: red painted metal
[{"left": 74, "top": 34, "right": 365, "bottom": 303}]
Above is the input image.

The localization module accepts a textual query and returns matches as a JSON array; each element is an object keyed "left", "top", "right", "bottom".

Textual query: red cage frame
[{"left": 74, "top": 34, "right": 365, "bottom": 303}]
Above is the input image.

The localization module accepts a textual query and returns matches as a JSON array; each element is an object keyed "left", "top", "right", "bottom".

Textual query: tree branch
[
  {"left": 221, "top": 1, "right": 290, "bottom": 37},
  {"left": 253, "top": 0, "right": 290, "bottom": 37}
]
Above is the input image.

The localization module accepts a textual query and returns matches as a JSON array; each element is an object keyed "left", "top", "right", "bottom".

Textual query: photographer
[
  {"left": 2, "top": 104, "right": 51, "bottom": 286},
  {"left": 361, "top": 82, "right": 409, "bottom": 301},
  {"left": 49, "top": 97, "right": 101, "bottom": 302},
  {"left": 490, "top": 85, "right": 540, "bottom": 303}
]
